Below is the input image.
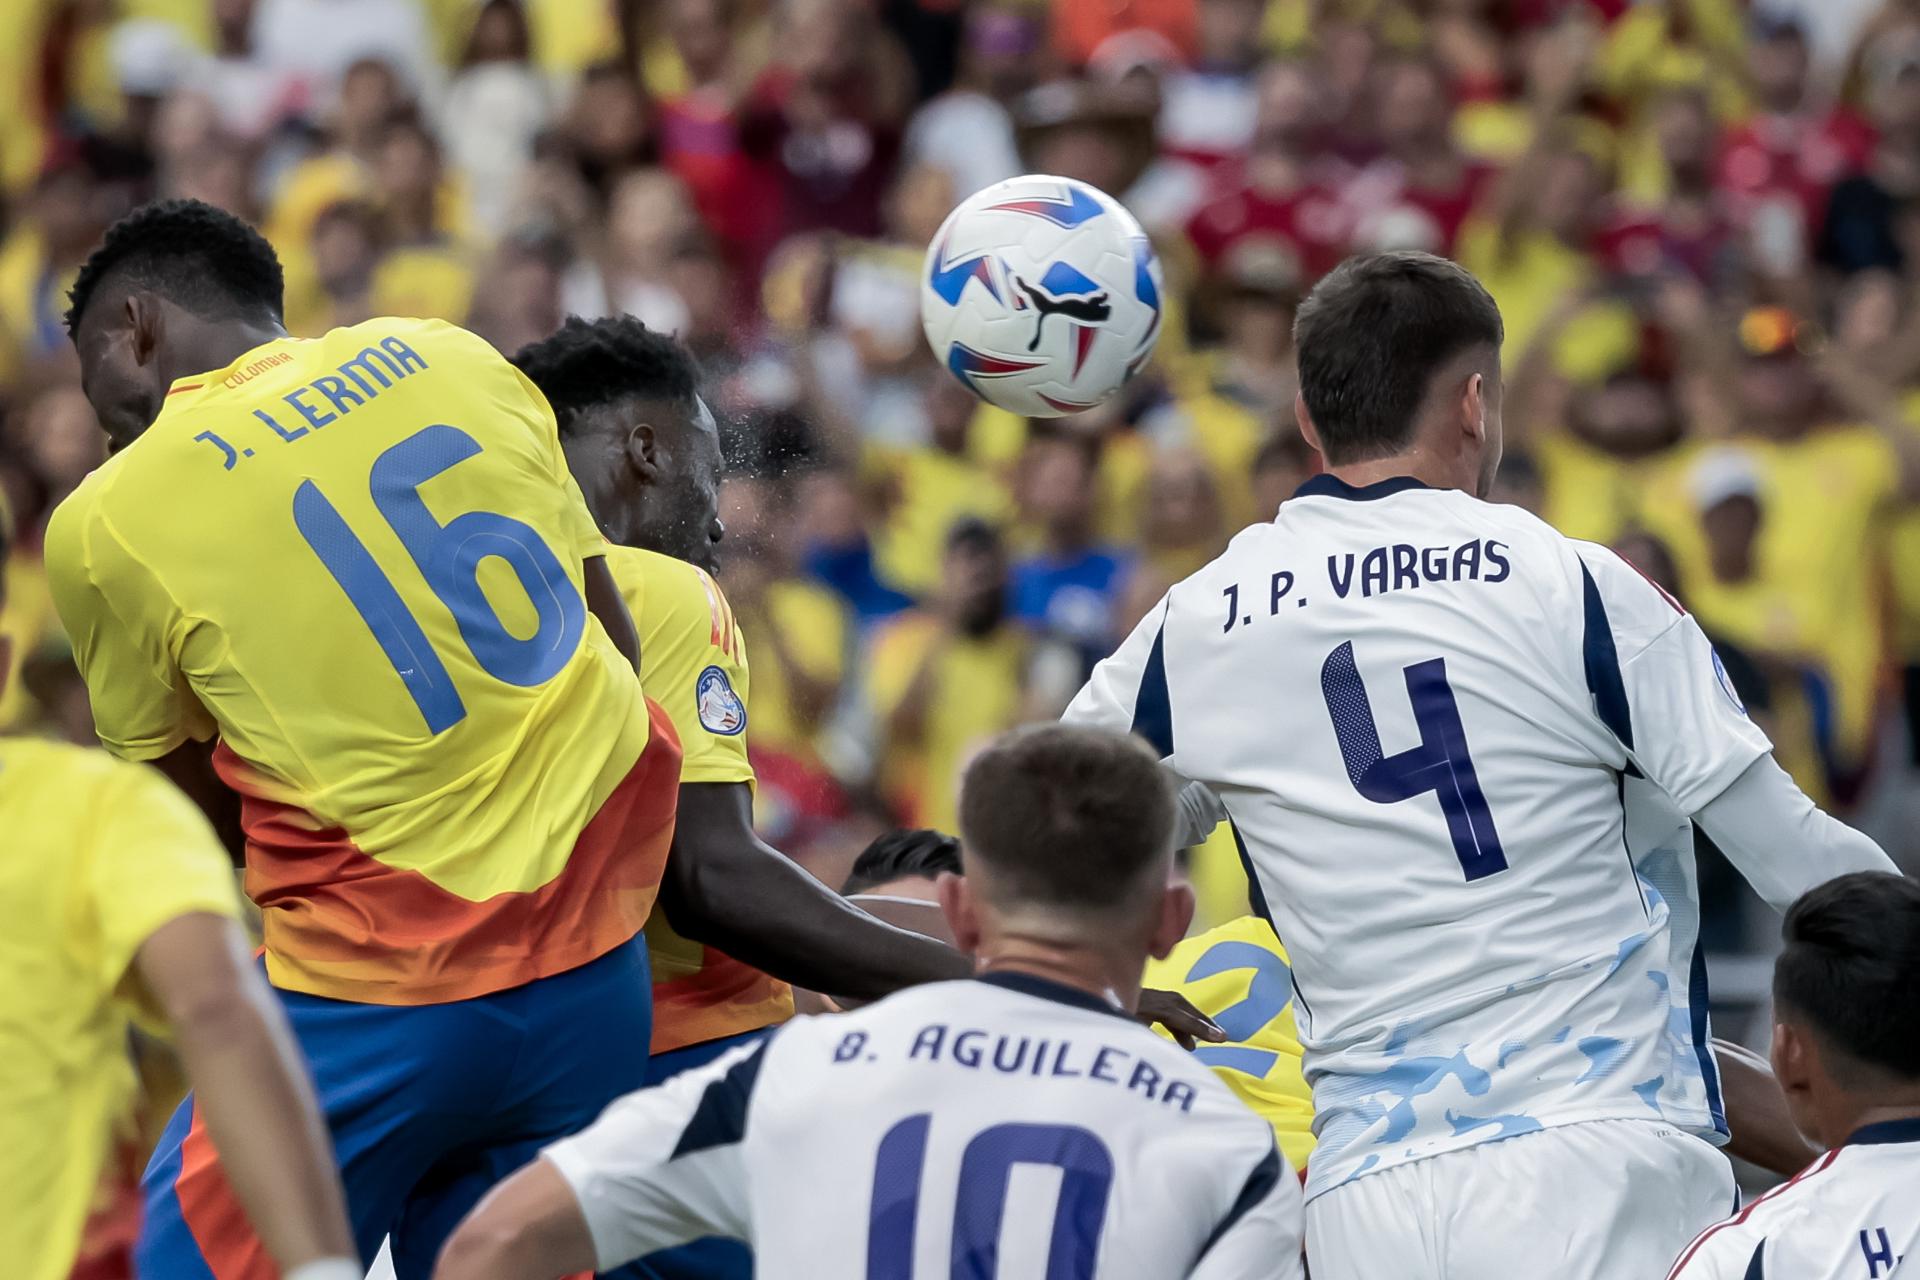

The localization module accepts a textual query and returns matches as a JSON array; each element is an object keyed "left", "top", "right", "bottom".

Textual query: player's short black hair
[
  {"left": 841, "top": 829, "right": 963, "bottom": 895},
  {"left": 959, "top": 724, "right": 1175, "bottom": 914},
  {"left": 512, "top": 315, "right": 700, "bottom": 440},
  {"left": 1774, "top": 871, "right": 1920, "bottom": 1084},
  {"left": 65, "top": 199, "right": 285, "bottom": 337},
  {"left": 1292, "top": 250, "right": 1504, "bottom": 465}
]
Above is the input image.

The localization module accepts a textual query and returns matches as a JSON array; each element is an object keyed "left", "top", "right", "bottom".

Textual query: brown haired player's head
[{"left": 942, "top": 723, "right": 1191, "bottom": 1005}]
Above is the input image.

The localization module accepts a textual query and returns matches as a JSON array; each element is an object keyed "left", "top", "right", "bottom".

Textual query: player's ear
[
  {"left": 625, "top": 421, "right": 661, "bottom": 483},
  {"left": 936, "top": 871, "right": 981, "bottom": 957},
  {"left": 126, "top": 293, "right": 162, "bottom": 368},
  {"left": 1771, "top": 1019, "right": 1814, "bottom": 1100},
  {"left": 1461, "top": 373, "right": 1487, "bottom": 444},
  {"left": 1147, "top": 878, "right": 1196, "bottom": 961},
  {"left": 1292, "top": 391, "right": 1323, "bottom": 456}
]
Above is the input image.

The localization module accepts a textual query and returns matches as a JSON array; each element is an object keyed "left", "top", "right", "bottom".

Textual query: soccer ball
[{"left": 920, "top": 175, "right": 1164, "bottom": 418}]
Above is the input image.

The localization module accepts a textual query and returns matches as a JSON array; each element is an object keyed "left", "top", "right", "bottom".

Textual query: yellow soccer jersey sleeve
[
  {"left": 44, "top": 316, "right": 670, "bottom": 1006},
  {"left": 0, "top": 737, "right": 242, "bottom": 1280},
  {"left": 1143, "top": 915, "right": 1317, "bottom": 1171},
  {"left": 608, "top": 544, "right": 794, "bottom": 1052},
  {"left": 608, "top": 545, "right": 754, "bottom": 786}
]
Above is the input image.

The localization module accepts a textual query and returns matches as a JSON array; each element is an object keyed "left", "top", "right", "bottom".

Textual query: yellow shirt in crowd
[
  {"left": 1144, "top": 915, "right": 1317, "bottom": 1172},
  {"left": 0, "top": 738, "right": 244, "bottom": 1280},
  {"left": 866, "top": 443, "right": 1013, "bottom": 599},
  {"left": 869, "top": 613, "right": 1028, "bottom": 833},
  {"left": 1637, "top": 425, "right": 1898, "bottom": 772},
  {"left": 608, "top": 544, "right": 795, "bottom": 1054},
  {"left": 732, "top": 579, "right": 849, "bottom": 763}
]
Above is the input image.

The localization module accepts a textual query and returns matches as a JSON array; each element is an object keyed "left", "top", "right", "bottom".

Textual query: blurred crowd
[{"left": 4, "top": 0, "right": 1920, "bottom": 931}]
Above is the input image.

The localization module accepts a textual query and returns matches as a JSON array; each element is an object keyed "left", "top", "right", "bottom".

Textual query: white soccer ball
[{"left": 920, "top": 175, "right": 1164, "bottom": 418}]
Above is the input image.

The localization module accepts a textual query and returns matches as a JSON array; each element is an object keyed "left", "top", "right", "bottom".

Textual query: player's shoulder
[
  {"left": 1565, "top": 535, "right": 1691, "bottom": 638},
  {"left": 612, "top": 546, "right": 744, "bottom": 659},
  {"left": 331, "top": 314, "right": 495, "bottom": 365},
  {"left": 43, "top": 459, "right": 135, "bottom": 577},
  {"left": 610, "top": 545, "right": 715, "bottom": 611},
  {"left": 1668, "top": 1149, "right": 1844, "bottom": 1278},
  {"left": 0, "top": 736, "right": 173, "bottom": 813},
  {"left": 0, "top": 734, "right": 115, "bottom": 786}
]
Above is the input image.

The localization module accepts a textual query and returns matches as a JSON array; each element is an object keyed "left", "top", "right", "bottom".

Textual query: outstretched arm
[
  {"left": 658, "top": 781, "right": 973, "bottom": 1002},
  {"left": 1692, "top": 755, "right": 1896, "bottom": 912},
  {"left": 137, "top": 913, "right": 357, "bottom": 1278}
]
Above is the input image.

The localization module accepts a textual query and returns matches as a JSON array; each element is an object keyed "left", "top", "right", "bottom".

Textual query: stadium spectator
[
  {"left": 1011, "top": 429, "right": 1135, "bottom": 670},
  {"left": 871, "top": 517, "right": 1049, "bottom": 831}
]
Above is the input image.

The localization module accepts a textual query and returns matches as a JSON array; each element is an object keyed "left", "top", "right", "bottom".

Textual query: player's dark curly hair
[
  {"left": 512, "top": 315, "right": 700, "bottom": 439},
  {"left": 64, "top": 199, "right": 285, "bottom": 336}
]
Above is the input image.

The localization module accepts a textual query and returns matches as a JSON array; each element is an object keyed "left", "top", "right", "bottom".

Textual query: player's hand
[{"left": 1137, "top": 988, "right": 1226, "bottom": 1050}]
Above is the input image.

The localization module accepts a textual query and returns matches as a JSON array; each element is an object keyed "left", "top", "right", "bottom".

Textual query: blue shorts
[
  {"left": 623, "top": 1028, "right": 771, "bottom": 1280},
  {"left": 139, "top": 938, "right": 652, "bottom": 1280}
]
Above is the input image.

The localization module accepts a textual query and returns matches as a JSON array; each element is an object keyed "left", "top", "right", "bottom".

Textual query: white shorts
[{"left": 1305, "top": 1118, "right": 1737, "bottom": 1280}]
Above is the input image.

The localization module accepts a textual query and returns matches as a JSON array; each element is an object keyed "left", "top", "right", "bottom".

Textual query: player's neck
[
  {"left": 1827, "top": 1095, "right": 1920, "bottom": 1149},
  {"left": 1325, "top": 446, "right": 1473, "bottom": 495},
  {"left": 973, "top": 938, "right": 1140, "bottom": 1014},
  {"left": 171, "top": 319, "right": 290, "bottom": 387}
]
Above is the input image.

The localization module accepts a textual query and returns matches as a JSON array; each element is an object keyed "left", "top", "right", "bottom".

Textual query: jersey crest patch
[
  {"left": 1710, "top": 648, "right": 1746, "bottom": 715},
  {"left": 696, "top": 665, "right": 747, "bottom": 736}
]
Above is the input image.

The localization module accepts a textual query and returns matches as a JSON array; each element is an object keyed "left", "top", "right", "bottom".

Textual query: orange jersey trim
[
  {"left": 651, "top": 950, "right": 793, "bottom": 1054},
  {"left": 216, "top": 700, "right": 683, "bottom": 1005},
  {"left": 176, "top": 1103, "right": 272, "bottom": 1280}
]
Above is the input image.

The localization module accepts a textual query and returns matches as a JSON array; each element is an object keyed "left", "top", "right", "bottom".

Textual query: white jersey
[
  {"left": 1065, "top": 474, "right": 1799, "bottom": 1199},
  {"left": 1667, "top": 1120, "right": 1920, "bottom": 1279},
  {"left": 544, "top": 974, "right": 1303, "bottom": 1279}
]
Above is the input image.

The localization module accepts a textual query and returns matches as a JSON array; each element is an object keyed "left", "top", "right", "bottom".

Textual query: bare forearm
[
  {"left": 144, "top": 918, "right": 353, "bottom": 1270},
  {"left": 1715, "top": 1038, "right": 1820, "bottom": 1176},
  {"left": 663, "top": 785, "right": 971, "bottom": 1000}
]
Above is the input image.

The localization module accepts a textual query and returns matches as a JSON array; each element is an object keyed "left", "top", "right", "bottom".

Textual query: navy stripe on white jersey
[
  {"left": 1067, "top": 473, "right": 1784, "bottom": 1199},
  {"left": 1667, "top": 1118, "right": 1920, "bottom": 1279},
  {"left": 544, "top": 976, "right": 1303, "bottom": 1279}
]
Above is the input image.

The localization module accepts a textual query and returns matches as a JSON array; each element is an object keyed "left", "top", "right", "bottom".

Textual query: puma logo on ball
[{"left": 1014, "top": 273, "right": 1111, "bottom": 351}]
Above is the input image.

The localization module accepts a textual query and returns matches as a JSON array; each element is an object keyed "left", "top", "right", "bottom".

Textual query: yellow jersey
[
  {"left": 869, "top": 612, "right": 1029, "bottom": 833},
  {"left": 45, "top": 317, "right": 679, "bottom": 1006},
  {"left": 0, "top": 738, "right": 244, "bottom": 1280},
  {"left": 865, "top": 442, "right": 1013, "bottom": 599},
  {"left": 609, "top": 545, "right": 794, "bottom": 1053},
  {"left": 1143, "top": 915, "right": 1316, "bottom": 1172},
  {"left": 1638, "top": 426, "right": 1898, "bottom": 770}
]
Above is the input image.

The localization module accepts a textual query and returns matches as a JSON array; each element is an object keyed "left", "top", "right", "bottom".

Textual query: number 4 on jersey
[{"left": 1319, "top": 640, "right": 1507, "bottom": 881}]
